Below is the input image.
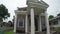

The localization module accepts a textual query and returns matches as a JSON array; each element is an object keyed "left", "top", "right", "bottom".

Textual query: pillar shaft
[
  {"left": 45, "top": 11, "right": 50, "bottom": 34},
  {"left": 31, "top": 8, "right": 35, "bottom": 34},
  {"left": 25, "top": 14, "right": 28, "bottom": 33},
  {"left": 39, "top": 15, "right": 42, "bottom": 31},
  {"left": 14, "top": 14, "right": 17, "bottom": 32}
]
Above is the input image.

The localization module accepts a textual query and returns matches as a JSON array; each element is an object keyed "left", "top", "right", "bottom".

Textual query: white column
[
  {"left": 45, "top": 11, "right": 50, "bottom": 34},
  {"left": 25, "top": 14, "right": 28, "bottom": 33},
  {"left": 39, "top": 15, "right": 42, "bottom": 31},
  {"left": 14, "top": 14, "right": 17, "bottom": 32},
  {"left": 31, "top": 8, "right": 35, "bottom": 34}
]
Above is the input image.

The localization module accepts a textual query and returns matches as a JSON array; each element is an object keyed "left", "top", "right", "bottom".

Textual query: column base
[
  {"left": 14, "top": 32, "right": 16, "bottom": 34},
  {"left": 35, "top": 31, "right": 45, "bottom": 34},
  {"left": 39, "top": 32, "right": 44, "bottom": 34},
  {"left": 25, "top": 32, "right": 31, "bottom": 34}
]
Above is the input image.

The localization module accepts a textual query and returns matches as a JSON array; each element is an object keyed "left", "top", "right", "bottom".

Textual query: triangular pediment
[{"left": 27, "top": 0, "right": 49, "bottom": 8}]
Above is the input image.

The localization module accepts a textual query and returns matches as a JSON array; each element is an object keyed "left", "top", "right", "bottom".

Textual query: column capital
[
  {"left": 31, "top": 7, "right": 34, "bottom": 9},
  {"left": 26, "top": 13, "right": 28, "bottom": 16},
  {"left": 40, "top": 13, "right": 45, "bottom": 16}
]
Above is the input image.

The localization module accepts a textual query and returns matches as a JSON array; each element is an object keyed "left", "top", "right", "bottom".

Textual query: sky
[{"left": 0, "top": 0, "right": 60, "bottom": 22}]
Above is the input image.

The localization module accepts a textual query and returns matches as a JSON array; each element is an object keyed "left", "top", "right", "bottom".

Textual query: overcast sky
[{"left": 0, "top": 0, "right": 60, "bottom": 22}]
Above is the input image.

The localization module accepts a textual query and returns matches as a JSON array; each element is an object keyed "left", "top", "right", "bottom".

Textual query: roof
[
  {"left": 27, "top": 0, "right": 49, "bottom": 7},
  {"left": 40, "top": 1, "right": 49, "bottom": 7},
  {"left": 49, "top": 16, "right": 60, "bottom": 21},
  {"left": 17, "top": 7, "right": 27, "bottom": 11}
]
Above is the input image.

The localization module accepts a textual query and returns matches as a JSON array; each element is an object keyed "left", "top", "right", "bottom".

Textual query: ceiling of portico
[
  {"left": 34, "top": 8, "right": 45, "bottom": 15},
  {"left": 34, "top": 7, "right": 45, "bottom": 13}
]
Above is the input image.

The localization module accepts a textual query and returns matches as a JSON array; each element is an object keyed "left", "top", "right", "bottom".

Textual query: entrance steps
[
  {"left": 35, "top": 31, "right": 46, "bottom": 34},
  {"left": 14, "top": 31, "right": 46, "bottom": 34}
]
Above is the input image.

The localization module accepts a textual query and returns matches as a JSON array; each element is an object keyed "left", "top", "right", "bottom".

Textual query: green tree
[
  {"left": 57, "top": 13, "right": 60, "bottom": 16},
  {"left": 49, "top": 15, "right": 54, "bottom": 20},
  {"left": 0, "top": 4, "right": 10, "bottom": 21}
]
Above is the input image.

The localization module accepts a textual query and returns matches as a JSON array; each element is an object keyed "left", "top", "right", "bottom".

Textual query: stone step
[
  {"left": 35, "top": 31, "right": 46, "bottom": 34},
  {"left": 14, "top": 32, "right": 45, "bottom": 34}
]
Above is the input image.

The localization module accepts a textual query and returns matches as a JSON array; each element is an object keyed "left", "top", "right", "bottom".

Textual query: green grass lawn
[{"left": 4, "top": 30, "right": 13, "bottom": 34}]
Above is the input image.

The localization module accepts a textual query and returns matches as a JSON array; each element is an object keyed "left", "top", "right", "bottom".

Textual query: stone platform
[{"left": 14, "top": 31, "right": 46, "bottom": 34}]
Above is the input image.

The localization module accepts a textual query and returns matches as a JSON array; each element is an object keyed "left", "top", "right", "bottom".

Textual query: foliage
[
  {"left": 57, "top": 13, "right": 60, "bottom": 16},
  {"left": 2, "top": 22, "right": 7, "bottom": 26},
  {"left": 0, "top": 4, "right": 10, "bottom": 21},
  {"left": 49, "top": 15, "right": 54, "bottom": 20},
  {"left": 12, "top": 16, "right": 15, "bottom": 27},
  {"left": 8, "top": 21, "right": 13, "bottom": 27}
]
